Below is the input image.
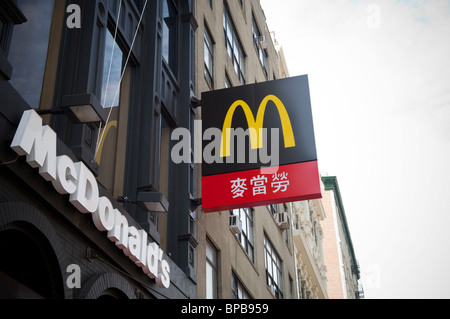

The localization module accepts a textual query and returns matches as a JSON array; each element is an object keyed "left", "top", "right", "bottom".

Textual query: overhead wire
[
  {"left": 94, "top": 0, "right": 149, "bottom": 161},
  {"left": 95, "top": 0, "right": 122, "bottom": 160}
]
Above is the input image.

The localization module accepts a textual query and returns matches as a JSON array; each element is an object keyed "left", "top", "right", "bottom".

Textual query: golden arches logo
[
  {"left": 95, "top": 120, "right": 117, "bottom": 164},
  {"left": 220, "top": 95, "right": 296, "bottom": 158}
]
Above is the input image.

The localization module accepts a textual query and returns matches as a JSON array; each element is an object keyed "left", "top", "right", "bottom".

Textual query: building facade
[
  {"left": 321, "top": 175, "right": 363, "bottom": 299},
  {"left": 292, "top": 198, "right": 328, "bottom": 299},
  {"left": 194, "top": 0, "right": 328, "bottom": 300},
  {"left": 0, "top": 0, "right": 199, "bottom": 299}
]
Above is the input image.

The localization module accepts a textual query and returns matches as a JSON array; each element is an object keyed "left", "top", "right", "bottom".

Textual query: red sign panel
[{"left": 202, "top": 161, "right": 322, "bottom": 213}]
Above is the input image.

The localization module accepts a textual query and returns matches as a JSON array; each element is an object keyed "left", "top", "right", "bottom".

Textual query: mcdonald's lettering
[
  {"left": 201, "top": 75, "right": 322, "bottom": 213},
  {"left": 220, "top": 95, "right": 296, "bottom": 158}
]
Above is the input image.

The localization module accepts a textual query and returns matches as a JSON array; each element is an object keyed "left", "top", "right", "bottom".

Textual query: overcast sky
[{"left": 260, "top": 0, "right": 450, "bottom": 299}]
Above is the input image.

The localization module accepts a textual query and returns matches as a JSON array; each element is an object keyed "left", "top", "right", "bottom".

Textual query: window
[
  {"left": 289, "top": 275, "right": 294, "bottom": 299},
  {"left": 299, "top": 278, "right": 307, "bottom": 299},
  {"left": 294, "top": 213, "right": 300, "bottom": 230},
  {"left": 0, "top": 17, "right": 7, "bottom": 53},
  {"left": 206, "top": 238, "right": 218, "bottom": 299},
  {"left": 268, "top": 204, "right": 278, "bottom": 216},
  {"left": 204, "top": 26, "right": 214, "bottom": 89},
  {"left": 264, "top": 235, "right": 283, "bottom": 299},
  {"left": 284, "top": 224, "right": 290, "bottom": 246},
  {"left": 96, "top": 26, "right": 129, "bottom": 191},
  {"left": 309, "top": 209, "right": 318, "bottom": 246},
  {"left": 231, "top": 208, "right": 254, "bottom": 262},
  {"left": 162, "top": 0, "right": 178, "bottom": 74},
  {"left": 312, "top": 221, "right": 318, "bottom": 246},
  {"left": 189, "top": 245, "right": 195, "bottom": 267},
  {"left": 232, "top": 272, "right": 251, "bottom": 299},
  {"left": 188, "top": 107, "right": 196, "bottom": 235},
  {"left": 101, "top": 29, "right": 124, "bottom": 108},
  {"left": 223, "top": 6, "right": 245, "bottom": 85},
  {"left": 156, "top": 113, "right": 172, "bottom": 218},
  {"left": 225, "top": 72, "right": 232, "bottom": 89},
  {"left": 8, "top": 0, "right": 55, "bottom": 108},
  {"left": 188, "top": 107, "right": 196, "bottom": 199},
  {"left": 252, "top": 13, "right": 268, "bottom": 79},
  {"left": 132, "top": 0, "right": 144, "bottom": 11}
]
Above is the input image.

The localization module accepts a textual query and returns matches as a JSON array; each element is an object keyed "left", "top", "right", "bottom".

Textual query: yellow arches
[
  {"left": 220, "top": 95, "right": 296, "bottom": 158},
  {"left": 95, "top": 120, "right": 117, "bottom": 164}
]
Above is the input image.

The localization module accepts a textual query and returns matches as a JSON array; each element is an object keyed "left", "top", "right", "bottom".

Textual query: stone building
[
  {"left": 292, "top": 198, "right": 328, "bottom": 299},
  {"left": 194, "top": 0, "right": 316, "bottom": 299},
  {"left": 321, "top": 175, "right": 363, "bottom": 299}
]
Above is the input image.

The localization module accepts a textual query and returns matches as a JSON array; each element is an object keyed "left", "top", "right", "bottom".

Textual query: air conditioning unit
[
  {"left": 275, "top": 212, "right": 290, "bottom": 230},
  {"left": 229, "top": 215, "right": 242, "bottom": 235}
]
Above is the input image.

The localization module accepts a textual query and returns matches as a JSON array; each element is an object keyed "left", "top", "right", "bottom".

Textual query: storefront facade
[{"left": 0, "top": 0, "right": 198, "bottom": 299}]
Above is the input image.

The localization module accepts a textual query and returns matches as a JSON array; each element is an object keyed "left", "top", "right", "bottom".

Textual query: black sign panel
[{"left": 201, "top": 75, "right": 317, "bottom": 177}]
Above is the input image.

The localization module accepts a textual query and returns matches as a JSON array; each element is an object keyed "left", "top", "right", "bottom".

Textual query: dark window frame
[
  {"left": 223, "top": 4, "right": 245, "bottom": 85},
  {"left": 206, "top": 237, "right": 219, "bottom": 299},
  {"left": 231, "top": 208, "right": 254, "bottom": 263},
  {"left": 7, "top": 0, "right": 55, "bottom": 109},
  {"left": 204, "top": 24, "right": 214, "bottom": 89},
  {"left": 264, "top": 234, "right": 283, "bottom": 299},
  {"left": 252, "top": 13, "right": 268, "bottom": 79},
  {"left": 232, "top": 271, "right": 252, "bottom": 299},
  {"left": 162, "top": 0, "right": 179, "bottom": 77}
]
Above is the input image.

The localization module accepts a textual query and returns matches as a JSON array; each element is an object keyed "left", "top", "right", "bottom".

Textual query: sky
[{"left": 260, "top": 0, "right": 450, "bottom": 299}]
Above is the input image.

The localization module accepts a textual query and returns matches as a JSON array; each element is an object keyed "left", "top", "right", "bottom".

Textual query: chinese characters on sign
[
  {"left": 202, "top": 161, "right": 321, "bottom": 212},
  {"left": 230, "top": 178, "right": 248, "bottom": 198},
  {"left": 231, "top": 172, "right": 290, "bottom": 198}
]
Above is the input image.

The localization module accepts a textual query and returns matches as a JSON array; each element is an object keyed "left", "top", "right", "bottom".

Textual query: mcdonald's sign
[{"left": 201, "top": 75, "right": 321, "bottom": 213}]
